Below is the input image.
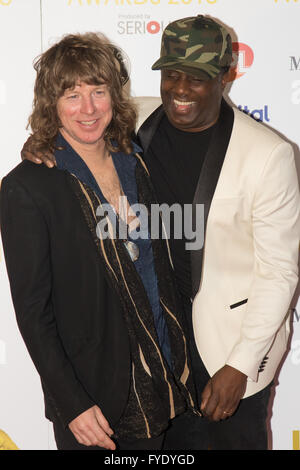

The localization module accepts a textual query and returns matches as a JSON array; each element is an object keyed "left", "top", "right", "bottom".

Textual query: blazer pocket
[{"left": 230, "top": 298, "right": 248, "bottom": 309}]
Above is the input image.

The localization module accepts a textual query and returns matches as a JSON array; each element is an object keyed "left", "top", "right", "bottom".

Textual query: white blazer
[{"left": 134, "top": 96, "right": 300, "bottom": 398}]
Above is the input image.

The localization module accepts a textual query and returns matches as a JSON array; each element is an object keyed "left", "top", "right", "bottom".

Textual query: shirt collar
[
  {"left": 54, "top": 132, "right": 141, "bottom": 203},
  {"left": 55, "top": 132, "right": 142, "bottom": 171}
]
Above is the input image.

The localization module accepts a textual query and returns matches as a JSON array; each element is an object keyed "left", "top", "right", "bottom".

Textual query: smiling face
[
  {"left": 160, "top": 69, "right": 227, "bottom": 132},
  {"left": 56, "top": 82, "right": 113, "bottom": 151}
]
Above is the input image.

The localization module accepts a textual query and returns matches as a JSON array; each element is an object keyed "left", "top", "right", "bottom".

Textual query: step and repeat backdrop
[{"left": 0, "top": 0, "right": 299, "bottom": 450}]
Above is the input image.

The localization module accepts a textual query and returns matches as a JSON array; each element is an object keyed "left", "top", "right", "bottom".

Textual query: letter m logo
[
  {"left": 292, "top": 308, "right": 300, "bottom": 322},
  {"left": 290, "top": 57, "right": 300, "bottom": 71}
]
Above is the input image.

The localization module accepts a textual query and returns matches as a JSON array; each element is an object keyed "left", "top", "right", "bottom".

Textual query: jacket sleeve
[
  {"left": 0, "top": 175, "right": 95, "bottom": 427},
  {"left": 226, "top": 142, "right": 300, "bottom": 381}
]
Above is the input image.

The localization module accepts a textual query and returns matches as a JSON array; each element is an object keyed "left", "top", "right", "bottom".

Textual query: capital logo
[
  {"left": 238, "top": 104, "right": 270, "bottom": 123},
  {"left": 0, "top": 0, "right": 12, "bottom": 5},
  {"left": 228, "top": 42, "right": 254, "bottom": 82}
]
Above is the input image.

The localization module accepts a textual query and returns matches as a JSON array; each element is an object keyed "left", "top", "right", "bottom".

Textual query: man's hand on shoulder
[
  {"left": 200, "top": 365, "right": 247, "bottom": 422},
  {"left": 68, "top": 405, "right": 116, "bottom": 450},
  {"left": 21, "top": 135, "right": 56, "bottom": 168}
]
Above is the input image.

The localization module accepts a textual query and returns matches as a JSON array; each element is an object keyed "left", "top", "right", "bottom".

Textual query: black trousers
[
  {"left": 53, "top": 409, "right": 202, "bottom": 450},
  {"left": 53, "top": 379, "right": 271, "bottom": 451},
  {"left": 53, "top": 297, "right": 272, "bottom": 451},
  {"left": 53, "top": 422, "right": 165, "bottom": 450},
  {"left": 169, "top": 297, "right": 272, "bottom": 451},
  {"left": 164, "top": 340, "right": 272, "bottom": 450}
]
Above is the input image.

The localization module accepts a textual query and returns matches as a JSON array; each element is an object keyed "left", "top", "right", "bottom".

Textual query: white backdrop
[{"left": 0, "top": 0, "right": 299, "bottom": 450}]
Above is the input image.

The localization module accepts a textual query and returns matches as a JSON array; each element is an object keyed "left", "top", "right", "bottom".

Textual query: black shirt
[{"left": 143, "top": 114, "right": 215, "bottom": 299}]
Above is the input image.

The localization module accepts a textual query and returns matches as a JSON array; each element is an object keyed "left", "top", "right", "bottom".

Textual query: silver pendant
[{"left": 124, "top": 240, "right": 139, "bottom": 262}]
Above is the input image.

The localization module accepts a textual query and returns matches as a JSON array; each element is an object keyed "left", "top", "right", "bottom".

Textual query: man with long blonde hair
[{"left": 1, "top": 32, "right": 199, "bottom": 450}]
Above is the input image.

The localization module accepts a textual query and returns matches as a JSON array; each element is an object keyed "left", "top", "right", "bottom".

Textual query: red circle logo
[{"left": 146, "top": 21, "right": 161, "bottom": 35}]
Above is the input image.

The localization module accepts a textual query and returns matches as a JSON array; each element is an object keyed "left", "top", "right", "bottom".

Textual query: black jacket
[
  {"left": 0, "top": 161, "right": 131, "bottom": 428},
  {"left": 0, "top": 155, "right": 197, "bottom": 432}
]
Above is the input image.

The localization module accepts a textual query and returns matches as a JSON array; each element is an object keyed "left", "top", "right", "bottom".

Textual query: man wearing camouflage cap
[
  {"left": 137, "top": 15, "right": 300, "bottom": 449},
  {"left": 22, "top": 15, "right": 300, "bottom": 450}
]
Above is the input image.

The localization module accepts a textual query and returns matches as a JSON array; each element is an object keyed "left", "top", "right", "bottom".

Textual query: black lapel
[
  {"left": 191, "top": 99, "right": 234, "bottom": 298},
  {"left": 137, "top": 105, "right": 164, "bottom": 155}
]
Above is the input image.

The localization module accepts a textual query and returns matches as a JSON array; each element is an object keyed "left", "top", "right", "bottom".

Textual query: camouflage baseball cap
[{"left": 152, "top": 15, "right": 232, "bottom": 80}]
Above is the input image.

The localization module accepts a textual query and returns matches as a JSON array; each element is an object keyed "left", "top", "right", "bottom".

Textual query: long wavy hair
[{"left": 28, "top": 32, "right": 137, "bottom": 154}]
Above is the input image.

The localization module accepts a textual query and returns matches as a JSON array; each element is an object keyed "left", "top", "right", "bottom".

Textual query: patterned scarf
[{"left": 67, "top": 153, "right": 198, "bottom": 440}]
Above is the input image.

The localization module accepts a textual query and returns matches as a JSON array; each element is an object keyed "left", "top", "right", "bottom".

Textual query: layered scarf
[{"left": 67, "top": 152, "right": 199, "bottom": 440}]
